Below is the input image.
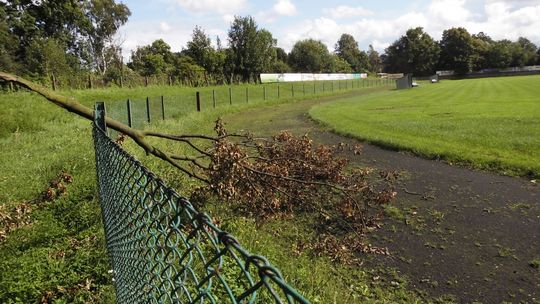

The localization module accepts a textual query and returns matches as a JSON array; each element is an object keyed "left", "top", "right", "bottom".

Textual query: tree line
[
  {"left": 2, "top": 0, "right": 540, "bottom": 88},
  {"left": 384, "top": 27, "right": 540, "bottom": 76}
]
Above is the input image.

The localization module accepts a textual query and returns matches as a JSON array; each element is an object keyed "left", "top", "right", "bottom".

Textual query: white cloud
[
  {"left": 274, "top": 0, "right": 297, "bottom": 16},
  {"left": 324, "top": 5, "right": 374, "bottom": 19},
  {"left": 159, "top": 22, "right": 171, "bottom": 32},
  {"left": 428, "top": 0, "right": 471, "bottom": 29},
  {"left": 168, "top": 0, "right": 246, "bottom": 14},
  {"left": 281, "top": 11, "right": 428, "bottom": 52},
  {"left": 281, "top": 0, "right": 540, "bottom": 53},
  {"left": 258, "top": 0, "right": 297, "bottom": 23}
]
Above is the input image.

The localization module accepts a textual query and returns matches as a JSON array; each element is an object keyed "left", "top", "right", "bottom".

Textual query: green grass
[
  {"left": 0, "top": 80, "right": 433, "bottom": 303},
  {"left": 310, "top": 75, "right": 540, "bottom": 177},
  {"left": 66, "top": 78, "right": 386, "bottom": 130}
]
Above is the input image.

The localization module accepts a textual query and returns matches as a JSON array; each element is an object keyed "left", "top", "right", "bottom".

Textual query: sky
[{"left": 118, "top": 0, "right": 540, "bottom": 59}]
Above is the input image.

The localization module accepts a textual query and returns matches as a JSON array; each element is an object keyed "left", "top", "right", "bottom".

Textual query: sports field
[{"left": 310, "top": 75, "right": 540, "bottom": 177}]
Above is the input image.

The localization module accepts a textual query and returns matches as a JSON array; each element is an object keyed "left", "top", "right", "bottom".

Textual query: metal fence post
[
  {"left": 196, "top": 92, "right": 201, "bottom": 112},
  {"left": 94, "top": 102, "right": 107, "bottom": 134},
  {"left": 127, "top": 99, "right": 132, "bottom": 127},
  {"left": 313, "top": 82, "right": 316, "bottom": 94},
  {"left": 246, "top": 87, "right": 249, "bottom": 103},
  {"left": 229, "top": 87, "right": 232, "bottom": 105},
  {"left": 277, "top": 84, "right": 280, "bottom": 99},
  {"left": 161, "top": 96, "right": 165, "bottom": 120},
  {"left": 263, "top": 86, "right": 266, "bottom": 100},
  {"left": 146, "top": 97, "right": 151, "bottom": 123},
  {"left": 303, "top": 82, "right": 305, "bottom": 96},
  {"left": 213, "top": 90, "right": 216, "bottom": 108}
]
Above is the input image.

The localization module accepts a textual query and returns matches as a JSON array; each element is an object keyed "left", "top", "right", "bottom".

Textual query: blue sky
[{"left": 118, "top": 0, "right": 540, "bottom": 59}]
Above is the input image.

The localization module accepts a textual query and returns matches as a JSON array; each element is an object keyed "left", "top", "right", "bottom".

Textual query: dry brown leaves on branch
[{"left": 185, "top": 120, "right": 397, "bottom": 233}]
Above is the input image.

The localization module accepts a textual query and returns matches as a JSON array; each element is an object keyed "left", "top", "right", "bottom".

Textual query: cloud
[
  {"left": 168, "top": 0, "right": 246, "bottom": 14},
  {"left": 281, "top": 0, "right": 540, "bottom": 52},
  {"left": 159, "top": 22, "right": 171, "bottom": 32},
  {"left": 324, "top": 5, "right": 374, "bottom": 19},
  {"left": 427, "top": 0, "right": 471, "bottom": 28},
  {"left": 274, "top": 0, "right": 297, "bottom": 16},
  {"left": 258, "top": 0, "right": 297, "bottom": 23},
  {"left": 281, "top": 11, "right": 428, "bottom": 52}
]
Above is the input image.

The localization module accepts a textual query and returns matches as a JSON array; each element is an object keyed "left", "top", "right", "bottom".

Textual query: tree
[
  {"left": 254, "top": 29, "right": 277, "bottom": 74},
  {"left": 330, "top": 55, "right": 353, "bottom": 73},
  {"left": 367, "top": 45, "right": 382, "bottom": 73},
  {"left": 471, "top": 32, "right": 493, "bottom": 71},
  {"left": 0, "top": 4, "right": 19, "bottom": 73},
  {"left": 185, "top": 26, "right": 216, "bottom": 72},
  {"left": 172, "top": 55, "right": 206, "bottom": 86},
  {"left": 289, "top": 39, "right": 332, "bottom": 73},
  {"left": 487, "top": 40, "right": 513, "bottom": 69},
  {"left": 3, "top": 0, "right": 88, "bottom": 74},
  {"left": 25, "top": 38, "right": 74, "bottom": 81},
  {"left": 128, "top": 39, "right": 175, "bottom": 76},
  {"left": 334, "top": 34, "right": 370, "bottom": 72},
  {"left": 81, "top": 0, "right": 131, "bottom": 75},
  {"left": 516, "top": 37, "right": 537, "bottom": 66},
  {"left": 2, "top": 0, "right": 129, "bottom": 77},
  {"left": 227, "top": 16, "right": 276, "bottom": 82},
  {"left": 273, "top": 60, "right": 292, "bottom": 73},
  {"left": 439, "top": 27, "right": 474, "bottom": 75},
  {"left": 383, "top": 27, "right": 440, "bottom": 76},
  {"left": 276, "top": 47, "right": 288, "bottom": 62}
]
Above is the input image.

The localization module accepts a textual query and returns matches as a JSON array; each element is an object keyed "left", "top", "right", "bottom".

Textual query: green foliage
[
  {"left": 471, "top": 32, "right": 493, "bottom": 71},
  {"left": 227, "top": 16, "right": 277, "bottom": 82},
  {"left": 129, "top": 39, "right": 175, "bottom": 76},
  {"left": 273, "top": 60, "right": 292, "bottom": 73},
  {"left": 80, "top": 0, "right": 130, "bottom": 75},
  {"left": 330, "top": 54, "right": 353, "bottom": 73},
  {"left": 25, "top": 38, "right": 74, "bottom": 80},
  {"left": 384, "top": 27, "right": 440, "bottom": 76},
  {"left": 439, "top": 27, "right": 474, "bottom": 75},
  {"left": 310, "top": 75, "right": 540, "bottom": 178},
  {"left": 276, "top": 47, "right": 288, "bottom": 62},
  {"left": 334, "top": 33, "right": 370, "bottom": 72},
  {"left": 513, "top": 37, "right": 537, "bottom": 67},
  {"left": 289, "top": 39, "right": 332, "bottom": 73},
  {"left": 184, "top": 26, "right": 216, "bottom": 72},
  {"left": 368, "top": 45, "right": 383, "bottom": 73},
  {"left": 2, "top": 0, "right": 129, "bottom": 79},
  {"left": 487, "top": 40, "right": 513, "bottom": 69}
]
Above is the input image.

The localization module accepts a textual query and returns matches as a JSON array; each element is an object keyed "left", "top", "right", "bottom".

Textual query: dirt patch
[{"left": 224, "top": 88, "right": 540, "bottom": 303}]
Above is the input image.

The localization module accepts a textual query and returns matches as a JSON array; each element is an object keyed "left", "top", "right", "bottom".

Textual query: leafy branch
[{"left": 1, "top": 72, "right": 397, "bottom": 234}]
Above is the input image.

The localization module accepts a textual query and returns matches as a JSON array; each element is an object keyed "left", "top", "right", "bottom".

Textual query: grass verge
[
  {"left": 0, "top": 82, "right": 435, "bottom": 303},
  {"left": 310, "top": 75, "right": 540, "bottom": 178}
]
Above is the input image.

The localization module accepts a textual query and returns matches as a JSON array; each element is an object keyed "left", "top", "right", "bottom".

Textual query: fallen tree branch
[{"left": 0, "top": 71, "right": 209, "bottom": 184}]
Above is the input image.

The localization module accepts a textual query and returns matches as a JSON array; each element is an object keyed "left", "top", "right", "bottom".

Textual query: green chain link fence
[{"left": 92, "top": 103, "right": 310, "bottom": 303}]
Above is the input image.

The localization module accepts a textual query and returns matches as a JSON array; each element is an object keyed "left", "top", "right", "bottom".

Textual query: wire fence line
[
  {"left": 93, "top": 103, "right": 310, "bottom": 303},
  {"left": 104, "top": 78, "right": 395, "bottom": 130}
]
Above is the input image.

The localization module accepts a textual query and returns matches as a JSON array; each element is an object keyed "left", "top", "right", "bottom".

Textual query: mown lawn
[
  {"left": 310, "top": 75, "right": 540, "bottom": 177},
  {"left": 1, "top": 81, "right": 440, "bottom": 303}
]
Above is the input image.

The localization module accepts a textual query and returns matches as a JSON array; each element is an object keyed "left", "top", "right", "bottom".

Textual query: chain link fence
[{"left": 93, "top": 103, "right": 309, "bottom": 303}]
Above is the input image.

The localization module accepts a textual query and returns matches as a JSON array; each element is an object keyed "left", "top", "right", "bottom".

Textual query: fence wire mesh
[{"left": 92, "top": 103, "right": 309, "bottom": 304}]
